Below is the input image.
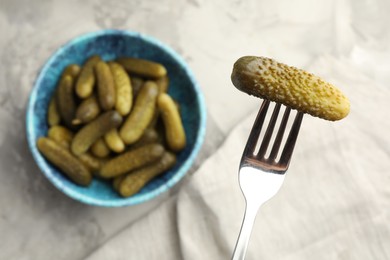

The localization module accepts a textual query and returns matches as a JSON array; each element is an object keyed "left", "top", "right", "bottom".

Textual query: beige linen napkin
[{"left": 85, "top": 56, "right": 390, "bottom": 260}]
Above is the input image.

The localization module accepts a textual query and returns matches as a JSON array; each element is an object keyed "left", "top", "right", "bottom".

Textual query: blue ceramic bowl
[{"left": 26, "top": 30, "right": 206, "bottom": 207}]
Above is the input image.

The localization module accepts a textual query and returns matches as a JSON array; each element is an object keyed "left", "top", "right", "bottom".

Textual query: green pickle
[
  {"left": 61, "top": 64, "right": 81, "bottom": 80},
  {"left": 130, "top": 128, "right": 159, "bottom": 149},
  {"left": 148, "top": 108, "right": 160, "bottom": 129},
  {"left": 48, "top": 125, "right": 74, "bottom": 149},
  {"left": 119, "top": 81, "right": 158, "bottom": 145},
  {"left": 39, "top": 54, "right": 184, "bottom": 196},
  {"left": 37, "top": 137, "right": 92, "bottom": 186},
  {"left": 71, "top": 111, "right": 123, "bottom": 156},
  {"left": 112, "top": 175, "right": 125, "bottom": 191},
  {"left": 99, "top": 143, "right": 164, "bottom": 178},
  {"left": 119, "top": 152, "right": 176, "bottom": 197},
  {"left": 131, "top": 77, "right": 144, "bottom": 97},
  {"left": 47, "top": 126, "right": 103, "bottom": 172},
  {"left": 73, "top": 95, "right": 101, "bottom": 125},
  {"left": 104, "top": 129, "right": 125, "bottom": 153},
  {"left": 95, "top": 61, "right": 116, "bottom": 111},
  {"left": 78, "top": 152, "right": 102, "bottom": 172},
  {"left": 108, "top": 62, "right": 132, "bottom": 116},
  {"left": 91, "top": 138, "right": 111, "bottom": 158},
  {"left": 47, "top": 97, "right": 60, "bottom": 126},
  {"left": 56, "top": 75, "right": 76, "bottom": 129},
  {"left": 155, "top": 76, "right": 169, "bottom": 94},
  {"left": 157, "top": 93, "right": 186, "bottom": 152},
  {"left": 76, "top": 55, "right": 101, "bottom": 98},
  {"left": 116, "top": 57, "right": 167, "bottom": 79}
]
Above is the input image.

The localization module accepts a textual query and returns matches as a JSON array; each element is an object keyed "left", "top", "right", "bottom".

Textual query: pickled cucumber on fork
[
  {"left": 37, "top": 137, "right": 92, "bottom": 186},
  {"left": 90, "top": 138, "right": 111, "bottom": 158}
]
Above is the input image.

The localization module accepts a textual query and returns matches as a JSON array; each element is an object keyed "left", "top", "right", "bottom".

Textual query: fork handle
[{"left": 231, "top": 202, "right": 261, "bottom": 260}]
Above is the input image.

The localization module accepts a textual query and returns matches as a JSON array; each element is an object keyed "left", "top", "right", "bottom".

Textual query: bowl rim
[{"left": 26, "top": 29, "right": 207, "bottom": 207}]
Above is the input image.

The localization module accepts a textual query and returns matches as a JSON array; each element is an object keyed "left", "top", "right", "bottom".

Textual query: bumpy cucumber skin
[
  {"left": 48, "top": 125, "right": 74, "bottom": 149},
  {"left": 99, "top": 143, "right": 164, "bottom": 178},
  {"left": 158, "top": 93, "right": 186, "bottom": 152},
  {"left": 116, "top": 57, "right": 167, "bottom": 78},
  {"left": 119, "top": 152, "right": 176, "bottom": 197},
  {"left": 119, "top": 81, "right": 158, "bottom": 145},
  {"left": 91, "top": 138, "right": 111, "bottom": 158},
  {"left": 109, "top": 62, "right": 132, "bottom": 116},
  {"left": 47, "top": 97, "right": 60, "bottom": 127},
  {"left": 76, "top": 55, "right": 101, "bottom": 98},
  {"left": 130, "top": 128, "right": 159, "bottom": 149},
  {"left": 71, "top": 111, "right": 123, "bottom": 156},
  {"left": 73, "top": 95, "right": 101, "bottom": 124},
  {"left": 104, "top": 129, "right": 125, "bottom": 153},
  {"left": 231, "top": 56, "right": 350, "bottom": 121},
  {"left": 47, "top": 126, "right": 102, "bottom": 172},
  {"left": 78, "top": 152, "right": 102, "bottom": 172},
  {"left": 37, "top": 137, "right": 92, "bottom": 186},
  {"left": 50, "top": 64, "right": 81, "bottom": 127},
  {"left": 95, "top": 61, "right": 116, "bottom": 111},
  {"left": 56, "top": 75, "right": 76, "bottom": 129},
  {"left": 112, "top": 175, "right": 125, "bottom": 191}
]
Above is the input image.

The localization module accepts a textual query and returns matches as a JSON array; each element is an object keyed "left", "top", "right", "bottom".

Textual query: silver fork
[{"left": 231, "top": 100, "right": 304, "bottom": 260}]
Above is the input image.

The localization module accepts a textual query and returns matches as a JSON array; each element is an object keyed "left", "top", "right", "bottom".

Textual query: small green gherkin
[
  {"left": 76, "top": 55, "right": 101, "bottom": 98},
  {"left": 71, "top": 111, "right": 123, "bottom": 156},
  {"left": 116, "top": 57, "right": 167, "bottom": 78},
  {"left": 37, "top": 137, "right": 92, "bottom": 186},
  {"left": 99, "top": 143, "right": 165, "bottom": 178},
  {"left": 119, "top": 81, "right": 159, "bottom": 145},
  {"left": 119, "top": 152, "right": 176, "bottom": 197}
]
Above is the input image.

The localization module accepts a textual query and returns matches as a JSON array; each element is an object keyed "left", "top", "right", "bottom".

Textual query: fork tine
[
  {"left": 279, "top": 111, "right": 304, "bottom": 166},
  {"left": 257, "top": 103, "right": 281, "bottom": 158},
  {"left": 268, "top": 106, "right": 291, "bottom": 161},
  {"left": 242, "top": 100, "right": 270, "bottom": 156}
]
